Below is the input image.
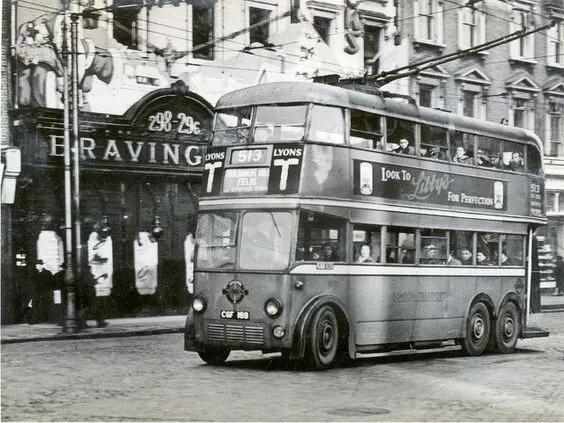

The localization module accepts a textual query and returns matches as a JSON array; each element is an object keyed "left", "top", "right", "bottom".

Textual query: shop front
[{"left": 10, "top": 83, "right": 213, "bottom": 322}]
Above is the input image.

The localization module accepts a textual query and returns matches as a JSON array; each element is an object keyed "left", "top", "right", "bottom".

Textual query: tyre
[
  {"left": 305, "top": 305, "right": 339, "bottom": 370},
  {"left": 461, "top": 302, "right": 491, "bottom": 356},
  {"left": 494, "top": 302, "right": 520, "bottom": 354},
  {"left": 198, "top": 348, "right": 230, "bottom": 365}
]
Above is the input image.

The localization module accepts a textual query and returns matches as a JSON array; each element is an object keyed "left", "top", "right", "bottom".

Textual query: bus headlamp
[
  {"left": 192, "top": 295, "right": 207, "bottom": 313},
  {"left": 272, "top": 326, "right": 286, "bottom": 339},
  {"left": 265, "top": 298, "right": 283, "bottom": 318}
]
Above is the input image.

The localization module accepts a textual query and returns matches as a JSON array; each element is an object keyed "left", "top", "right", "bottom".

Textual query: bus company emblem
[
  {"left": 515, "top": 278, "right": 524, "bottom": 294},
  {"left": 223, "top": 280, "right": 248, "bottom": 304}
]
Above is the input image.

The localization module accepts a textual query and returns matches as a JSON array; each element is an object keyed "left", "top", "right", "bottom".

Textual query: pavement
[{"left": 1, "top": 295, "right": 563, "bottom": 345}]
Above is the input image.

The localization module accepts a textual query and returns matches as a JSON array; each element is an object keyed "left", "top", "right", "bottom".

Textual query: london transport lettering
[
  {"left": 354, "top": 160, "right": 507, "bottom": 211},
  {"left": 202, "top": 144, "right": 303, "bottom": 196}
]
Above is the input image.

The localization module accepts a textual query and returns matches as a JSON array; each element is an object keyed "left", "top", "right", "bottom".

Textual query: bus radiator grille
[{"left": 207, "top": 322, "right": 265, "bottom": 344}]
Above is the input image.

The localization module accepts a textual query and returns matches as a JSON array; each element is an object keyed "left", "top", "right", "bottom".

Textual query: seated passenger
[
  {"left": 426, "top": 146, "right": 445, "bottom": 160},
  {"left": 452, "top": 146, "right": 474, "bottom": 164},
  {"left": 460, "top": 248, "right": 473, "bottom": 265},
  {"left": 356, "top": 244, "right": 375, "bottom": 263},
  {"left": 506, "top": 152, "right": 524, "bottom": 171},
  {"left": 475, "top": 149, "right": 494, "bottom": 167},
  {"left": 476, "top": 250, "right": 491, "bottom": 265},
  {"left": 392, "top": 138, "right": 415, "bottom": 155},
  {"left": 322, "top": 243, "right": 339, "bottom": 261},
  {"left": 421, "top": 244, "right": 443, "bottom": 264},
  {"left": 447, "top": 252, "right": 462, "bottom": 265},
  {"left": 500, "top": 250, "right": 513, "bottom": 266}
]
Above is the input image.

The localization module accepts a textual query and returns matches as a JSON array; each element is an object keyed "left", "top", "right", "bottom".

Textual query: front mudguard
[{"left": 288, "top": 295, "right": 352, "bottom": 360}]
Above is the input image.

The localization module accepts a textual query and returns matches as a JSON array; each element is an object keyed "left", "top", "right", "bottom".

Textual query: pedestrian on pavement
[
  {"left": 28, "top": 259, "right": 54, "bottom": 324},
  {"left": 77, "top": 266, "right": 108, "bottom": 329},
  {"left": 554, "top": 255, "right": 564, "bottom": 296}
]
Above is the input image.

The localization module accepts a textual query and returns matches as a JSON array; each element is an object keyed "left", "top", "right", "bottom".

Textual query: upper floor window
[
  {"left": 313, "top": 16, "right": 332, "bottom": 44},
  {"left": 192, "top": 6, "right": 214, "bottom": 59},
  {"left": 249, "top": 6, "right": 271, "bottom": 46},
  {"left": 510, "top": 9, "right": 534, "bottom": 61},
  {"left": 549, "top": 102, "right": 563, "bottom": 156},
  {"left": 363, "top": 25, "right": 381, "bottom": 75},
  {"left": 414, "top": 0, "right": 444, "bottom": 45},
  {"left": 463, "top": 91, "right": 478, "bottom": 118},
  {"left": 458, "top": 6, "right": 485, "bottom": 49},
  {"left": 113, "top": 0, "right": 141, "bottom": 48},
  {"left": 513, "top": 98, "right": 530, "bottom": 129},
  {"left": 547, "top": 21, "right": 563, "bottom": 67}
]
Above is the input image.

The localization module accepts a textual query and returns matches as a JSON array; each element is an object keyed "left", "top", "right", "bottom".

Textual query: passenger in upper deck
[
  {"left": 452, "top": 146, "right": 474, "bottom": 164},
  {"left": 506, "top": 152, "right": 524, "bottom": 171},
  {"left": 425, "top": 146, "right": 446, "bottom": 160},
  {"left": 392, "top": 138, "right": 415, "bottom": 155}
]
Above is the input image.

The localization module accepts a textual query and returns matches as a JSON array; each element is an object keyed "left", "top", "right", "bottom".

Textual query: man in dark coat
[{"left": 29, "top": 259, "right": 54, "bottom": 324}]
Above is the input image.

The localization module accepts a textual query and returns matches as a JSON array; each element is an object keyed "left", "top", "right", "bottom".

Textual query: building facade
[{"left": 396, "top": 0, "right": 564, "bottom": 288}]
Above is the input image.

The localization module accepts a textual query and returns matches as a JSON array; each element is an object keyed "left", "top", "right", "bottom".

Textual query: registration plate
[{"left": 220, "top": 310, "right": 250, "bottom": 320}]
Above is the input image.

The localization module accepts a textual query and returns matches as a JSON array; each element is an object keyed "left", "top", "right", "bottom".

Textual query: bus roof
[{"left": 215, "top": 81, "right": 543, "bottom": 152}]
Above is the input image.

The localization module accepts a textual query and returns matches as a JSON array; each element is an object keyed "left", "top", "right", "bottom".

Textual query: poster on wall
[
  {"left": 87, "top": 232, "right": 113, "bottom": 297},
  {"left": 184, "top": 233, "right": 195, "bottom": 294},
  {"left": 36, "top": 230, "right": 64, "bottom": 275},
  {"left": 134, "top": 232, "right": 158, "bottom": 295}
]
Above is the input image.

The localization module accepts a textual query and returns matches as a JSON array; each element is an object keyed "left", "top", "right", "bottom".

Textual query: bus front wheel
[
  {"left": 306, "top": 305, "right": 339, "bottom": 370},
  {"left": 494, "top": 302, "right": 520, "bottom": 354},
  {"left": 198, "top": 348, "right": 230, "bottom": 365},
  {"left": 461, "top": 302, "right": 491, "bottom": 356}
]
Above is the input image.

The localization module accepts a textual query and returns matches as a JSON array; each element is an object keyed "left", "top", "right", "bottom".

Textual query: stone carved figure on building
[{"left": 344, "top": 0, "right": 364, "bottom": 55}]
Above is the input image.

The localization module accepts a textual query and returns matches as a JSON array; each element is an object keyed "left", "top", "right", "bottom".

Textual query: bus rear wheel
[
  {"left": 461, "top": 302, "right": 491, "bottom": 356},
  {"left": 494, "top": 302, "right": 520, "bottom": 354},
  {"left": 306, "top": 305, "right": 339, "bottom": 370},
  {"left": 198, "top": 348, "right": 230, "bottom": 365}
]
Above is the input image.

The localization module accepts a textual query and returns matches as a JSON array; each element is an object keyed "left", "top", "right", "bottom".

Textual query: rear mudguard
[{"left": 288, "top": 294, "right": 352, "bottom": 360}]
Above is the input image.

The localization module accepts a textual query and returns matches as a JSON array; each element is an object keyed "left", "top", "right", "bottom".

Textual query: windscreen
[{"left": 196, "top": 211, "right": 293, "bottom": 270}]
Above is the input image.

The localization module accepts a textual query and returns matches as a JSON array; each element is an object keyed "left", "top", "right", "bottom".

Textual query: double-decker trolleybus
[{"left": 184, "top": 81, "right": 549, "bottom": 369}]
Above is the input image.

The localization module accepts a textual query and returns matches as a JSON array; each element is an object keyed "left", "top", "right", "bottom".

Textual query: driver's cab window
[{"left": 296, "top": 212, "right": 346, "bottom": 261}]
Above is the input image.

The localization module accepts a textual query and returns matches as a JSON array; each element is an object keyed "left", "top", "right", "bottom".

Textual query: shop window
[
  {"left": 193, "top": 6, "right": 214, "bottom": 59},
  {"left": 249, "top": 6, "right": 271, "bottom": 46},
  {"left": 113, "top": 0, "right": 142, "bottom": 48},
  {"left": 350, "top": 109, "right": 382, "bottom": 149}
]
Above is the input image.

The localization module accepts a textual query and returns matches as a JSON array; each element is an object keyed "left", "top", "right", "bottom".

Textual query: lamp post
[{"left": 60, "top": 1, "right": 81, "bottom": 333}]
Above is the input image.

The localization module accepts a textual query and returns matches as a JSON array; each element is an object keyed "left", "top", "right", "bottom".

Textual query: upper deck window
[
  {"left": 212, "top": 108, "right": 252, "bottom": 146},
  {"left": 309, "top": 106, "right": 345, "bottom": 144},
  {"left": 350, "top": 110, "right": 382, "bottom": 149},
  {"left": 253, "top": 105, "right": 306, "bottom": 142}
]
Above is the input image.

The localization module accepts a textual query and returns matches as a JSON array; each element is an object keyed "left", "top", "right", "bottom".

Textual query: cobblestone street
[{"left": 1, "top": 311, "right": 563, "bottom": 422}]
